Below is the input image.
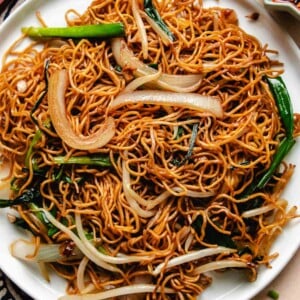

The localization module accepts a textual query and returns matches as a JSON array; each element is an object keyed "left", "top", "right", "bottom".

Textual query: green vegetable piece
[
  {"left": 265, "top": 76, "right": 294, "bottom": 138},
  {"left": 256, "top": 137, "right": 295, "bottom": 189},
  {"left": 144, "top": 0, "right": 175, "bottom": 42},
  {"left": 0, "top": 187, "right": 41, "bottom": 208},
  {"left": 22, "top": 23, "right": 125, "bottom": 39},
  {"left": 30, "top": 59, "right": 50, "bottom": 126},
  {"left": 53, "top": 155, "right": 111, "bottom": 167},
  {"left": 239, "top": 137, "right": 295, "bottom": 199},
  {"left": 29, "top": 203, "right": 65, "bottom": 237},
  {"left": 172, "top": 123, "right": 198, "bottom": 166},
  {"left": 25, "top": 129, "right": 43, "bottom": 168},
  {"left": 192, "top": 215, "right": 236, "bottom": 249},
  {"left": 267, "top": 289, "right": 279, "bottom": 300}
]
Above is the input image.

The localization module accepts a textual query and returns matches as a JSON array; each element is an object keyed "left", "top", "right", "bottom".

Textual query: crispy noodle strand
[{"left": 0, "top": 0, "right": 299, "bottom": 299}]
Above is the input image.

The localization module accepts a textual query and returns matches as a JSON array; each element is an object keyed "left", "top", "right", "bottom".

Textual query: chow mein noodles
[{"left": 0, "top": 0, "right": 299, "bottom": 299}]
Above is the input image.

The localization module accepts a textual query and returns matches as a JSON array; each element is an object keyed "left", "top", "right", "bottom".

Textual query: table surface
[{"left": 0, "top": 0, "right": 299, "bottom": 299}]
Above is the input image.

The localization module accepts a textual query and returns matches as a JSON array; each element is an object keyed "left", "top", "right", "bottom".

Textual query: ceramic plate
[{"left": 0, "top": 1, "right": 299, "bottom": 299}]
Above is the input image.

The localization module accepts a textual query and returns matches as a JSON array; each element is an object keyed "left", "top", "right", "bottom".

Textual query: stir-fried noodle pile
[{"left": 0, "top": 0, "right": 300, "bottom": 299}]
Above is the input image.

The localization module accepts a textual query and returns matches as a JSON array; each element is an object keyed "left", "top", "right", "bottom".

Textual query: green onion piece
[
  {"left": 22, "top": 23, "right": 125, "bottom": 39},
  {"left": 144, "top": 0, "right": 175, "bottom": 43},
  {"left": 25, "top": 129, "right": 43, "bottom": 168},
  {"left": 29, "top": 203, "right": 63, "bottom": 237},
  {"left": 267, "top": 289, "right": 279, "bottom": 300},
  {"left": 192, "top": 215, "right": 236, "bottom": 248},
  {"left": 53, "top": 155, "right": 111, "bottom": 167},
  {"left": 0, "top": 187, "right": 41, "bottom": 208},
  {"left": 256, "top": 137, "right": 295, "bottom": 189},
  {"left": 172, "top": 123, "right": 199, "bottom": 166},
  {"left": 30, "top": 59, "right": 50, "bottom": 126},
  {"left": 239, "top": 137, "right": 295, "bottom": 199},
  {"left": 265, "top": 76, "right": 294, "bottom": 138}
]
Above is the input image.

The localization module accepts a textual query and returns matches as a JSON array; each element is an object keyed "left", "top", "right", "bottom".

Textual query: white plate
[
  {"left": 0, "top": 1, "right": 299, "bottom": 300},
  {"left": 264, "top": 0, "right": 300, "bottom": 21}
]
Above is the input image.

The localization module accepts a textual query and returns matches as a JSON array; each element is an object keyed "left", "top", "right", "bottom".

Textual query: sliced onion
[
  {"left": 122, "top": 155, "right": 214, "bottom": 212},
  {"left": 242, "top": 204, "right": 275, "bottom": 218},
  {"left": 132, "top": 0, "right": 148, "bottom": 59},
  {"left": 10, "top": 239, "right": 37, "bottom": 261},
  {"left": 193, "top": 259, "right": 252, "bottom": 274},
  {"left": 75, "top": 213, "right": 152, "bottom": 263},
  {"left": 10, "top": 239, "right": 82, "bottom": 262},
  {"left": 184, "top": 232, "right": 194, "bottom": 252},
  {"left": 48, "top": 69, "right": 115, "bottom": 150},
  {"left": 146, "top": 188, "right": 215, "bottom": 210},
  {"left": 77, "top": 257, "right": 90, "bottom": 293},
  {"left": 39, "top": 209, "right": 120, "bottom": 273},
  {"left": 111, "top": 38, "right": 203, "bottom": 93},
  {"left": 152, "top": 246, "right": 236, "bottom": 276},
  {"left": 59, "top": 284, "right": 175, "bottom": 300},
  {"left": 122, "top": 156, "right": 155, "bottom": 218},
  {"left": 0, "top": 159, "right": 11, "bottom": 198},
  {"left": 109, "top": 90, "right": 223, "bottom": 119},
  {"left": 122, "top": 69, "right": 161, "bottom": 93}
]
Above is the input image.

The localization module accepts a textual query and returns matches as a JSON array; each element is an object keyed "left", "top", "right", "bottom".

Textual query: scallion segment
[
  {"left": 53, "top": 155, "right": 111, "bottom": 167},
  {"left": 22, "top": 23, "right": 125, "bottom": 39},
  {"left": 240, "top": 137, "right": 295, "bottom": 200},
  {"left": 0, "top": 187, "right": 41, "bottom": 208},
  {"left": 265, "top": 76, "right": 294, "bottom": 138},
  {"left": 172, "top": 123, "right": 199, "bottom": 166},
  {"left": 267, "top": 289, "right": 279, "bottom": 300},
  {"left": 239, "top": 76, "right": 295, "bottom": 200},
  {"left": 25, "top": 129, "right": 43, "bottom": 168},
  {"left": 256, "top": 137, "right": 295, "bottom": 189}
]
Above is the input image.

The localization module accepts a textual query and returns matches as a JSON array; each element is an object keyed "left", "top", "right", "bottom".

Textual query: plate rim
[
  {"left": 263, "top": 0, "right": 300, "bottom": 20},
  {"left": 0, "top": 1, "right": 299, "bottom": 300}
]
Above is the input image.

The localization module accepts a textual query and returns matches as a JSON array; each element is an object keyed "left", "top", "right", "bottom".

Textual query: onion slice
[
  {"left": 122, "top": 156, "right": 155, "bottom": 218},
  {"left": 242, "top": 204, "right": 275, "bottom": 218},
  {"left": 193, "top": 259, "right": 252, "bottom": 274},
  {"left": 58, "top": 284, "right": 175, "bottom": 300},
  {"left": 10, "top": 239, "right": 82, "bottom": 262},
  {"left": 132, "top": 0, "right": 148, "bottom": 59},
  {"left": 109, "top": 90, "right": 223, "bottom": 118},
  {"left": 111, "top": 38, "right": 202, "bottom": 93},
  {"left": 48, "top": 69, "right": 115, "bottom": 150},
  {"left": 75, "top": 213, "right": 152, "bottom": 263},
  {"left": 152, "top": 246, "right": 236, "bottom": 276},
  {"left": 39, "top": 209, "right": 121, "bottom": 273}
]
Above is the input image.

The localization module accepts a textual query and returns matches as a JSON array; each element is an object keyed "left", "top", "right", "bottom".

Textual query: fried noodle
[{"left": 0, "top": 0, "right": 300, "bottom": 299}]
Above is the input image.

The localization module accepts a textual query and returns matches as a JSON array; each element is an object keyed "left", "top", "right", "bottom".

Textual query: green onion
[
  {"left": 265, "top": 76, "right": 294, "bottom": 138},
  {"left": 192, "top": 215, "right": 236, "bottom": 248},
  {"left": 239, "top": 137, "right": 295, "bottom": 199},
  {"left": 0, "top": 187, "right": 41, "bottom": 208},
  {"left": 172, "top": 123, "right": 199, "bottom": 166},
  {"left": 25, "top": 130, "right": 43, "bottom": 168},
  {"left": 144, "top": 0, "right": 175, "bottom": 44},
  {"left": 30, "top": 59, "right": 50, "bottom": 126},
  {"left": 53, "top": 155, "right": 111, "bottom": 167},
  {"left": 267, "top": 289, "right": 279, "bottom": 300},
  {"left": 29, "top": 203, "right": 66, "bottom": 237},
  {"left": 22, "top": 23, "right": 125, "bottom": 39},
  {"left": 256, "top": 137, "right": 295, "bottom": 189}
]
